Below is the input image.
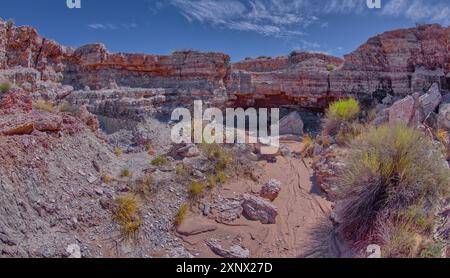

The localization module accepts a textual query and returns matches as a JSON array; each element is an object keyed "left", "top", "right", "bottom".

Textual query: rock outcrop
[
  {"left": 241, "top": 194, "right": 278, "bottom": 224},
  {"left": 229, "top": 53, "right": 343, "bottom": 108},
  {"left": 2, "top": 19, "right": 450, "bottom": 121}
]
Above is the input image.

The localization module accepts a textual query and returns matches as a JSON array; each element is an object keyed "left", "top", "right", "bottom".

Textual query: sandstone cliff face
[
  {"left": 231, "top": 24, "right": 450, "bottom": 109},
  {"left": 1, "top": 19, "right": 449, "bottom": 117},
  {"left": 229, "top": 53, "right": 343, "bottom": 108},
  {"left": 331, "top": 24, "right": 450, "bottom": 102}
]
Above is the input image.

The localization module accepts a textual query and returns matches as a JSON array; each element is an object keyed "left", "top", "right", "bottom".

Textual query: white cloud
[
  {"left": 166, "top": 0, "right": 450, "bottom": 38},
  {"left": 382, "top": 0, "right": 450, "bottom": 25},
  {"left": 88, "top": 23, "right": 138, "bottom": 30},
  {"left": 169, "top": 0, "right": 317, "bottom": 37}
]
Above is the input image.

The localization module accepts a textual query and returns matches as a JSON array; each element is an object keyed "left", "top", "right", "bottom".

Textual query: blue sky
[{"left": 1, "top": 0, "right": 450, "bottom": 61}]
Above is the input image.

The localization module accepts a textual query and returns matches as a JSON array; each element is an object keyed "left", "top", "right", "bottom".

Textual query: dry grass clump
[
  {"left": 437, "top": 129, "right": 449, "bottom": 145},
  {"left": 335, "top": 124, "right": 449, "bottom": 250},
  {"left": 114, "top": 147, "right": 123, "bottom": 157},
  {"left": 114, "top": 193, "right": 142, "bottom": 237},
  {"left": 420, "top": 242, "right": 445, "bottom": 258},
  {"left": 379, "top": 222, "right": 418, "bottom": 258},
  {"left": 327, "top": 98, "right": 360, "bottom": 122},
  {"left": 335, "top": 122, "right": 364, "bottom": 146},
  {"left": 207, "top": 174, "right": 217, "bottom": 189},
  {"left": 216, "top": 171, "right": 227, "bottom": 184},
  {"left": 151, "top": 155, "right": 168, "bottom": 167},
  {"left": 326, "top": 64, "right": 336, "bottom": 71},
  {"left": 176, "top": 164, "right": 189, "bottom": 177},
  {"left": 200, "top": 142, "right": 233, "bottom": 171},
  {"left": 323, "top": 98, "right": 361, "bottom": 137},
  {"left": 301, "top": 134, "right": 314, "bottom": 158},
  {"left": 135, "top": 174, "right": 153, "bottom": 198},
  {"left": 33, "top": 99, "right": 55, "bottom": 113},
  {"left": 207, "top": 171, "right": 227, "bottom": 189},
  {"left": 145, "top": 143, "right": 155, "bottom": 155},
  {"left": 0, "top": 82, "right": 11, "bottom": 95},
  {"left": 101, "top": 173, "right": 112, "bottom": 184},
  {"left": 175, "top": 203, "right": 190, "bottom": 226},
  {"left": 120, "top": 168, "right": 132, "bottom": 178},
  {"left": 189, "top": 181, "right": 206, "bottom": 197}
]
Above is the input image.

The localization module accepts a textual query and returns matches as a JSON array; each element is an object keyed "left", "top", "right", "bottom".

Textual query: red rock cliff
[{"left": 1, "top": 19, "right": 449, "bottom": 114}]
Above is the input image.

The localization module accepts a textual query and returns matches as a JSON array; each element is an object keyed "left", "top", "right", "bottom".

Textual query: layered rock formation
[
  {"left": 331, "top": 24, "right": 450, "bottom": 104},
  {"left": 229, "top": 53, "right": 343, "bottom": 108},
  {"left": 1, "top": 19, "right": 449, "bottom": 121}
]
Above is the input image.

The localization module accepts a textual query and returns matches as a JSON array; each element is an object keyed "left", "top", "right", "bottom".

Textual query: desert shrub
[
  {"left": 0, "top": 82, "right": 11, "bottom": 95},
  {"left": 145, "top": 143, "right": 155, "bottom": 155},
  {"left": 102, "top": 173, "right": 112, "bottom": 184},
  {"left": 301, "top": 135, "right": 314, "bottom": 158},
  {"left": 114, "top": 194, "right": 142, "bottom": 237},
  {"left": 335, "top": 122, "right": 364, "bottom": 146},
  {"left": 114, "top": 147, "right": 123, "bottom": 157},
  {"left": 317, "top": 135, "right": 332, "bottom": 148},
  {"left": 151, "top": 155, "right": 168, "bottom": 166},
  {"left": 120, "top": 168, "right": 132, "bottom": 178},
  {"left": 335, "top": 124, "right": 449, "bottom": 242},
  {"left": 189, "top": 181, "right": 205, "bottom": 197},
  {"left": 420, "top": 242, "right": 444, "bottom": 258},
  {"left": 200, "top": 143, "right": 233, "bottom": 171},
  {"left": 176, "top": 164, "right": 189, "bottom": 177},
  {"left": 400, "top": 206, "right": 435, "bottom": 235},
  {"left": 326, "top": 98, "right": 360, "bottom": 122},
  {"left": 175, "top": 203, "right": 189, "bottom": 226},
  {"left": 207, "top": 175, "right": 217, "bottom": 189},
  {"left": 33, "top": 100, "right": 55, "bottom": 112},
  {"left": 380, "top": 222, "right": 417, "bottom": 258},
  {"left": 322, "top": 117, "right": 342, "bottom": 137},
  {"left": 326, "top": 64, "right": 336, "bottom": 71},
  {"left": 135, "top": 174, "right": 153, "bottom": 198},
  {"left": 216, "top": 171, "right": 227, "bottom": 184},
  {"left": 437, "top": 129, "right": 449, "bottom": 145}
]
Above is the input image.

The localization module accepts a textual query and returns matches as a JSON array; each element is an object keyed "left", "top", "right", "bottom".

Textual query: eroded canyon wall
[{"left": 1, "top": 19, "right": 449, "bottom": 118}]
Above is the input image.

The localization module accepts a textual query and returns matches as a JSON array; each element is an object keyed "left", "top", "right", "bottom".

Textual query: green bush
[
  {"left": 326, "top": 98, "right": 360, "bottom": 122},
  {"left": 33, "top": 100, "right": 55, "bottom": 113},
  {"left": 335, "top": 124, "right": 449, "bottom": 241},
  {"left": 151, "top": 155, "right": 168, "bottom": 167},
  {"left": 120, "top": 168, "right": 132, "bottom": 178},
  {"left": 326, "top": 64, "right": 336, "bottom": 71},
  {"left": 189, "top": 181, "right": 205, "bottom": 197},
  {"left": 0, "top": 82, "right": 11, "bottom": 95}
]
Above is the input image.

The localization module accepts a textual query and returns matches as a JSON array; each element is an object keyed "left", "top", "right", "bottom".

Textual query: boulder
[
  {"left": 242, "top": 194, "right": 278, "bottom": 224},
  {"left": 260, "top": 179, "right": 281, "bottom": 201},
  {"left": 389, "top": 93, "right": 423, "bottom": 125},
  {"left": 177, "top": 144, "right": 200, "bottom": 158},
  {"left": 420, "top": 83, "right": 442, "bottom": 116},
  {"left": 206, "top": 240, "right": 250, "bottom": 259},
  {"left": 438, "top": 103, "right": 450, "bottom": 131},
  {"left": 279, "top": 112, "right": 304, "bottom": 135},
  {"left": 176, "top": 217, "right": 217, "bottom": 236},
  {"left": 66, "top": 244, "right": 82, "bottom": 259},
  {"left": 34, "top": 114, "right": 63, "bottom": 132}
]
